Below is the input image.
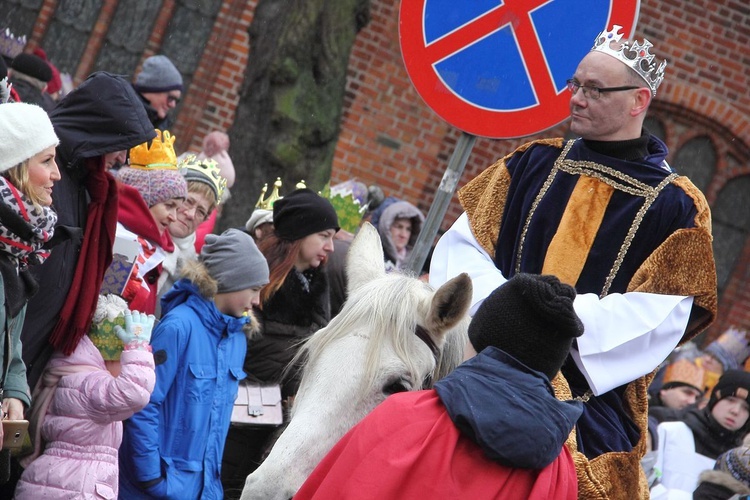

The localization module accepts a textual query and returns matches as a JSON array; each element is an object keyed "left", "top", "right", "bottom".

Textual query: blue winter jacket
[{"left": 119, "top": 279, "right": 249, "bottom": 499}]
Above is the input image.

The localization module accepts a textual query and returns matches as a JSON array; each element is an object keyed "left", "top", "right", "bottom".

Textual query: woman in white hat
[{"left": 0, "top": 102, "right": 60, "bottom": 448}]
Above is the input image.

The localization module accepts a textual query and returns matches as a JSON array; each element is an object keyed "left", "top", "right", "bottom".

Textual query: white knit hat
[{"left": 0, "top": 102, "right": 59, "bottom": 173}]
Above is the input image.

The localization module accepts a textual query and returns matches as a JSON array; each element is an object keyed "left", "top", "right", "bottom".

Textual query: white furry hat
[{"left": 0, "top": 102, "right": 59, "bottom": 173}]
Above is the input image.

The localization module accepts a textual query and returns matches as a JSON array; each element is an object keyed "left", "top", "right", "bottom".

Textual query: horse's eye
[{"left": 383, "top": 378, "right": 411, "bottom": 395}]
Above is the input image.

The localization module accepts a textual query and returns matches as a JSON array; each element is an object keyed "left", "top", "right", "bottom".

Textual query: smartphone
[{"left": 2, "top": 420, "right": 29, "bottom": 450}]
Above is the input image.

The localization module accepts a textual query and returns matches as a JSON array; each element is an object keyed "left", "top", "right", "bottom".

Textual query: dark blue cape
[{"left": 435, "top": 347, "right": 582, "bottom": 469}]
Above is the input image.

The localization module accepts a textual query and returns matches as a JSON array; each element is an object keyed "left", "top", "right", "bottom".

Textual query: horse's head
[{"left": 240, "top": 223, "right": 471, "bottom": 500}]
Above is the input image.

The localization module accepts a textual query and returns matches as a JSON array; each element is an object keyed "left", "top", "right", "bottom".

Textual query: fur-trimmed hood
[
  {"left": 160, "top": 259, "right": 261, "bottom": 339},
  {"left": 697, "top": 470, "right": 750, "bottom": 495}
]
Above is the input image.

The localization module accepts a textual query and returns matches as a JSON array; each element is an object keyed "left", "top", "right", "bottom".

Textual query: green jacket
[{"left": 0, "top": 277, "right": 31, "bottom": 407}]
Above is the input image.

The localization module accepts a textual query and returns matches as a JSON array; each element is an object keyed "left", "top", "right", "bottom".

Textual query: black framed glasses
[{"left": 566, "top": 79, "right": 640, "bottom": 100}]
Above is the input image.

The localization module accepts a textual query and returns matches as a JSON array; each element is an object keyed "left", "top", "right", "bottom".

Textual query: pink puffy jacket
[{"left": 15, "top": 335, "right": 155, "bottom": 499}]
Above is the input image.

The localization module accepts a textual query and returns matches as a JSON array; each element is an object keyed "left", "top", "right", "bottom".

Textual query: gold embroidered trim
[{"left": 515, "top": 139, "right": 678, "bottom": 297}]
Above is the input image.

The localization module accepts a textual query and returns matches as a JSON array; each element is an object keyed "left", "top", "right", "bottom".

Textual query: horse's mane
[{"left": 294, "top": 273, "right": 439, "bottom": 397}]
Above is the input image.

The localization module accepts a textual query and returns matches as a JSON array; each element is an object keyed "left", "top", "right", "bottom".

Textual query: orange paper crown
[
  {"left": 663, "top": 359, "right": 706, "bottom": 393},
  {"left": 129, "top": 129, "right": 178, "bottom": 170}
]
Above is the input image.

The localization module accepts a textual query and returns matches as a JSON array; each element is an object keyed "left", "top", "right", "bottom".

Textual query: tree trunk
[{"left": 221, "top": 0, "right": 371, "bottom": 230}]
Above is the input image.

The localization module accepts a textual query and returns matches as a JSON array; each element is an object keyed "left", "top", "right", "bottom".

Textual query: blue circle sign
[{"left": 399, "top": 0, "right": 640, "bottom": 138}]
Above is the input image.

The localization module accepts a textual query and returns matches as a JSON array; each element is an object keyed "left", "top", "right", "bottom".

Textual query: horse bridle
[{"left": 414, "top": 324, "right": 439, "bottom": 360}]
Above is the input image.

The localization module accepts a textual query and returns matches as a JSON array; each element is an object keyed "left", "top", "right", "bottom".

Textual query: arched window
[
  {"left": 644, "top": 116, "right": 666, "bottom": 142},
  {"left": 672, "top": 135, "right": 716, "bottom": 193},
  {"left": 711, "top": 174, "right": 750, "bottom": 291}
]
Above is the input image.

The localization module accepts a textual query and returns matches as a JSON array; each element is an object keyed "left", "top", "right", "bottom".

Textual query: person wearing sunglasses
[
  {"left": 429, "top": 25, "right": 716, "bottom": 500},
  {"left": 132, "top": 55, "right": 183, "bottom": 131}
]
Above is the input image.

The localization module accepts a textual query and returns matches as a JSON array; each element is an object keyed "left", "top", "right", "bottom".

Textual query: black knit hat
[
  {"left": 11, "top": 53, "right": 53, "bottom": 82},
  {"left": 708, "top": 370, "right": 750, "bottom": 411},
  {"left": 273, "top": 188, "right": 340, "bottom": 241},
  {"left": 468, "top": 273, "right": 584, "bottom": 380}
]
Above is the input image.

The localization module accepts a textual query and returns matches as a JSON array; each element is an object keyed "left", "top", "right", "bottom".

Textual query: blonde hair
[
  {"left": 187, "top": 181, "right": 217, "bottom": 214},
  {"left": 2, "top": 160, "right": 45, "bottom": 209}
]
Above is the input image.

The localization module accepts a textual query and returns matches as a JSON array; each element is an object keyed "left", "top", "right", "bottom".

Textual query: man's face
[
  {"left": 659, "top": 385, "right": 703, "bottom": 410},
  {"left": 103, "top": 150, "right": 127, "bottom": 170},
  {"left": 568, "top": 52, "right": 640, "bottom": 141},
  {"left": 142, "top": 90, "right": 181, "bottom": 119}
]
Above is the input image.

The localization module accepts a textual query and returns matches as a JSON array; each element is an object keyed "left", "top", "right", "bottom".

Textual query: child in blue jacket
[{"left": 119, "top": 228, "right": 269, "bottom": 499}]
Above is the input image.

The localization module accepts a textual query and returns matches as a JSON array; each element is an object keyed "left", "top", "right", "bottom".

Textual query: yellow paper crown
[
  {"left": 663, "top": 359, "right": 706, "bottom": 392},
  {"left": 178, "top": 154, "right": 227, "bottom": 202},
  {"left": 129, "top": 130, "right": 178, "bottom": 170}
]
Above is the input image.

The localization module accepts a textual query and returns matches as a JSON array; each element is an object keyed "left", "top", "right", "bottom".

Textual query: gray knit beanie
[
  {"left": 200, "top": 228, "right": 269, "bottom": 293},
  {"left": 0, "top": 102, "right": 59, "bottom": 173},
  {"left": 134, "top": 55, "right": 183, "bottom": 93}
]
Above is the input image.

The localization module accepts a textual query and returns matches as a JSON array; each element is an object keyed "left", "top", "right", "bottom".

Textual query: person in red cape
[
  {"left": 115, "top": 130, "right": 187, "bottom": 315},
  {"left": 296, "top": 273, "right": 585, "bottom": 500}
]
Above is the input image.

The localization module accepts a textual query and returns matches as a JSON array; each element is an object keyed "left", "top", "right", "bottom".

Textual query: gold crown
[
  {"left": 663, "top": 359, "right": 705, "bottom": 392},
  {"left": 178, "top": 154, "right": 227, "bottom": 202},
  {"left": 591, "top": 25, "right": 667, "bottom": 97},
  {"left": 255, "top": 178, "right": 308, "bottom": 210},
  {"left": 129, "top": 130, "right": 178, "bottom": 170}
]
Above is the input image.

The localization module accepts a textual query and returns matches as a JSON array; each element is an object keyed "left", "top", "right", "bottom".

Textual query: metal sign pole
[{"left": 405, "top": 131, "right": 476, "bottom": 275}]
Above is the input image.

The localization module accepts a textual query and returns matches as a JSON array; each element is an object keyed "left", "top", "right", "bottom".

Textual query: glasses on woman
[
  {"left": 181, "top": 197, "right": 208, "bottom": 222},
  {"left": 566, "top": 79, "right": 640, "bottom": 100}
]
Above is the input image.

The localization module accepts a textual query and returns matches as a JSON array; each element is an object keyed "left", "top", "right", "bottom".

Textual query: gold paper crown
[
  {"left": 663, "top": 359, "right": 705, "bottom": 392},
  {"left": 0, "top": 28, "right": 26, "bottom": 60},
  {"left": 255, "top": 178, "right": 308, "bottom": 210},
  {"left": 178, "top": 154, "right": 227, "bottom": 202},
  {"left": 129, "top": 130, "right": 178, "bottom": 170},
  {"left": 591, "top": 25, "right": 667, "bottom": 97}
]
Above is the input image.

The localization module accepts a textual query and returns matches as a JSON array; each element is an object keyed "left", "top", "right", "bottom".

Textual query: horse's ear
[
  {"left": 426, "top": 273, "right": 472, "bottom": 335},
  {"left": 346, "top": 222, "right": 386, "bottom": 293}
]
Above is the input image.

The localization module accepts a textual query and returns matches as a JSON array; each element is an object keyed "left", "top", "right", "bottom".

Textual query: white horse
[{"left": 239, "top": 223, "right": 472, "bottom": 500}]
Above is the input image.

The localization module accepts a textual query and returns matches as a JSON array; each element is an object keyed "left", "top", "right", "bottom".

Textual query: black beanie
[
  {"left": 708, "top": 369, "right": 750, "bottom": 411},
  {"left": 273, "top": 188, "right": 340, "bottom": 241},
  {"left": 468, "top": 273, "right": 584, "bottom": 380},
  {"left": 11, "top": 53, "right": 53, "bottom": 82}
]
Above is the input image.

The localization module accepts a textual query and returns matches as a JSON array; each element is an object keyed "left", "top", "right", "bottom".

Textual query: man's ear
[{"left": 631, "top": 88, "right": 652, "bottom": 117}]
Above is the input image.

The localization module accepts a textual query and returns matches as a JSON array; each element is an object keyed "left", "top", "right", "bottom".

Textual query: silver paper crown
[
  {"left": 0, "top": 28, "right": 26, "bottom": 60},
  {"left": 591, "top": 25, "right": 666, "bottom": 97}
]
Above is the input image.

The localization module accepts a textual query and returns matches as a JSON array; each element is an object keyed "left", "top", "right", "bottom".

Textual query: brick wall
[{"left": 21, "top": 0, "right": 750, "bottom": 335}]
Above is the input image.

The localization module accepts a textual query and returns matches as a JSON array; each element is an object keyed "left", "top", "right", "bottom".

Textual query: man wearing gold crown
[{"left": 429, "top": 25, "right": 717, "bottom": 499}]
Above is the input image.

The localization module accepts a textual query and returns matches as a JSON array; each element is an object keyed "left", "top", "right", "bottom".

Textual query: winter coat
[
  {"left": 693, "top": 470, "right": 750, "bottom": 500},
  {"left": 8, "top": 77, "right": 50, "bottom": 111},
  {"left": 117, "top": 184, "right": 174, "bottom": 315},
  {"left": 376, "top": 199, "right": 424, "bottom": 271},
  {"left": 297, "top": 347, "right": 582, "bottom": 499},
  {"left": 15, "top": 335, "right": 154, "bottom": 499},
  {"left": 0, "top": 264, "right": 31, "bottom": 407},
  {"left": 155, "top": 232, "right": 197, "bottom": 318},
  {"left": 245, "top": 266, "right": 330, "bottom": 398},
  {"left": 119, "top": 267, "right": 255, "bottom": 500},
  {"left": 659, "top": 406, "right": 748, "bottom": 460},
  {"left": 21, "top": 72, "right": 155, "bottom": 389}
]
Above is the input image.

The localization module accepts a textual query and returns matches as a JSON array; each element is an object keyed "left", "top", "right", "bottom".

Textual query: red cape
[{"left": 295, "top": 390, "right": 578, "bottom": 499}]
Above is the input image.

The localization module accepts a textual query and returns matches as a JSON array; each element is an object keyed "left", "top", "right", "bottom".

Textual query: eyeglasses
[
  {"left": 566, "top": 79, "right": 640, "bottom": 100},
  {"left": 181, "top": 197, "right": 209, "bottom": 222}
]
